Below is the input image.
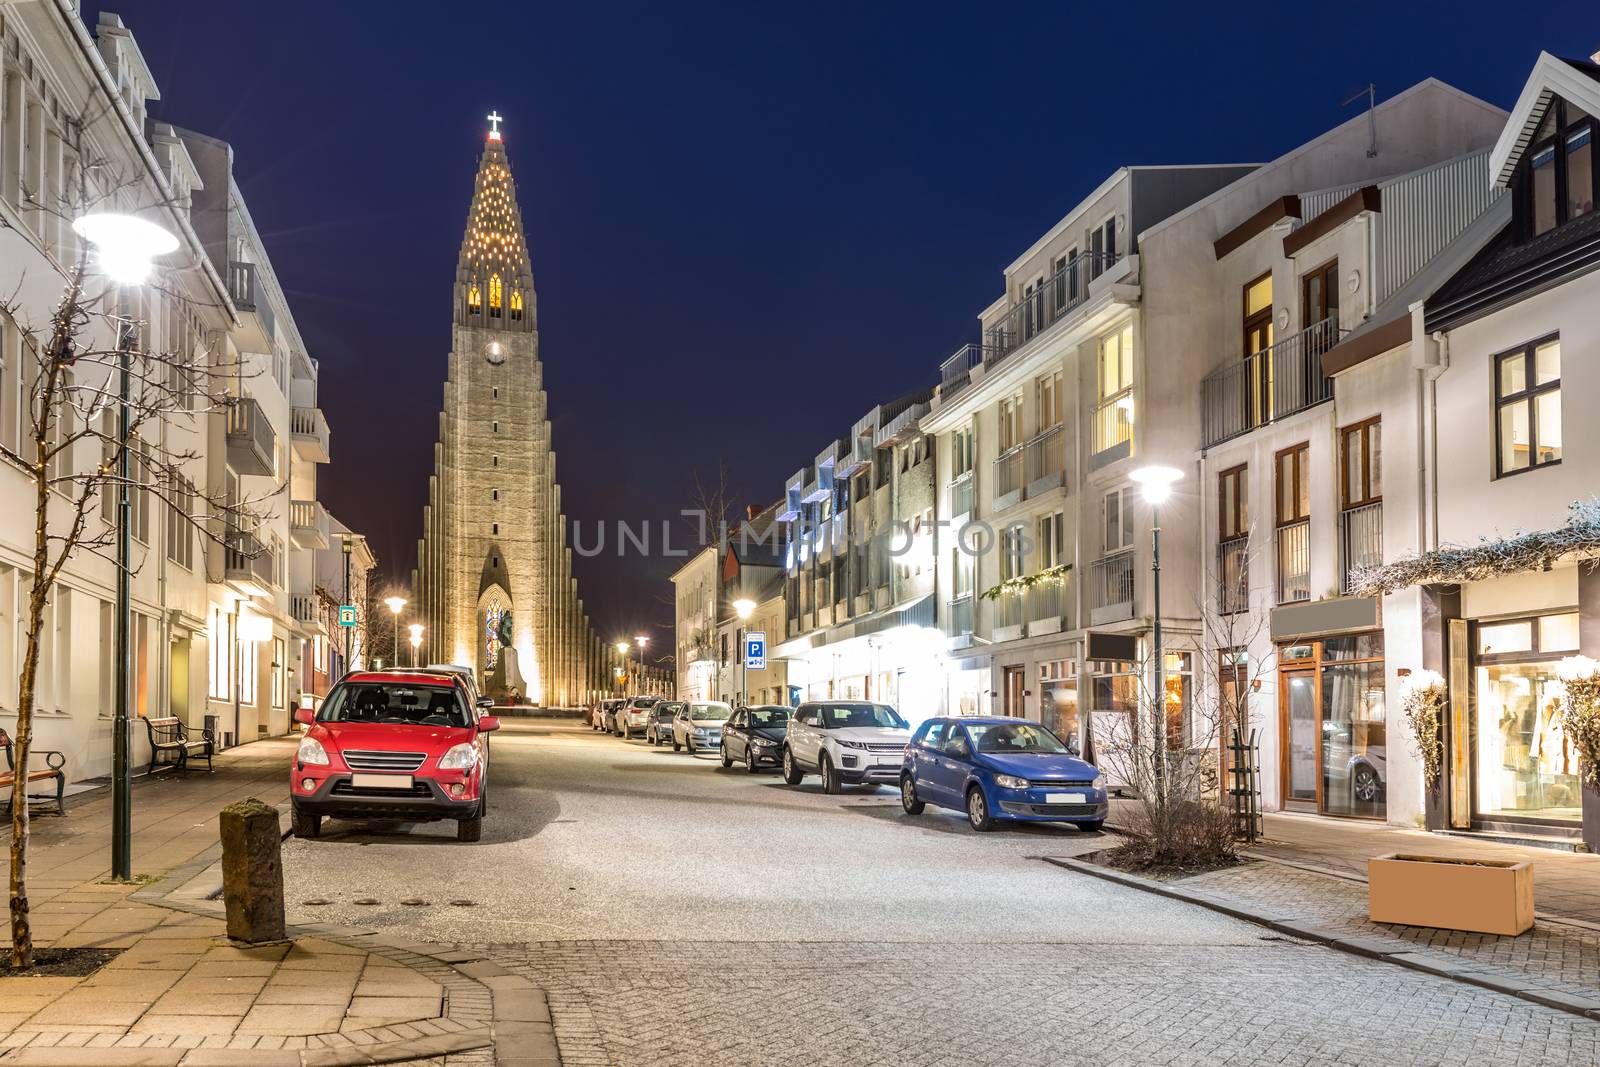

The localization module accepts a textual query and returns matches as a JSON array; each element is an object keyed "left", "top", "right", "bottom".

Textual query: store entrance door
[
  {"left": 1283, "top": 668, "right": 1318, "bottom": 810},
  {"left": 1002, "top": 666, "right": 1025, "bottom": 717}
]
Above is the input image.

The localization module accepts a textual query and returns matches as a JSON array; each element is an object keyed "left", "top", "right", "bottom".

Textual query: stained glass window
[{"left": 485, "top": 600, "right": 506, "bottom": 669}]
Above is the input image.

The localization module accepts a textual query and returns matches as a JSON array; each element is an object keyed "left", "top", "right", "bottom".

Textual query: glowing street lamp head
[
  {"left": 635, "top": 634, "right": 649, "bottom": 649},
  {"left": 615, "top": 641, "right": 630, "bottom": 656},
  {"left": 1130, "top": 465, "right": 1184, "bottom": 505},
  {"left": 71, "top": 213, "right": 178, "bottom": 286},
  {"left": 407, "top": 623, "right": 424, "bottom": 642},
  {"left": 383, "top": 596, "right": 407, "bottom": 616},
  {"left": 732, "top": 598, "right": 756, "bottom": 621}
]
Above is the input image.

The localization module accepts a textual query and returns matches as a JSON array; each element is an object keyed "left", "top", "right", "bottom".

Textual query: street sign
[
  {"left": 745, "top": 631, "right": 766, "bottom": 671},
  {"left": 338, "top": 605, "right": 357, "bottom": 627}
]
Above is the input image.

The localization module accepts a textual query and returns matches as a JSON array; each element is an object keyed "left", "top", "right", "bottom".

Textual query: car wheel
[
  {"left": 820, "top": 753, "right": 841, "bottom": 795},
  {"left": 966, "top": 787, "right": 994, "bottom": 832},
  {"left": 782, "top": 748, "right": 803, "bottom": 785},
  {"left": 673, "top": 736, "right": 682, "bottom": 752},
  {"left": 291, "top": 809, "right": 321, "bottom": 839},
  {"left": 720, "top": 742, "right": 733, "bottom": 769},
  {"left": 745, "top": 745, "right": 761, "bottom": 774},
  {"left": 1354, "top": 764, "right": 1381, "bottom": 803},
  {"left": 1076, "top": 820, "right": 1104, "bottom": 832},
  {"left": 900, "top": 775, "right": 925, "bottom": 815},
  {"left": 457, "top": 813, "right": 483, "bottom": 842}
]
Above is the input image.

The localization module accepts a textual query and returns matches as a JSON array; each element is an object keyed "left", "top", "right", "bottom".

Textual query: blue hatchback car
[{"left": 900, "top": 717, "right": 1108, "bottom": 832}]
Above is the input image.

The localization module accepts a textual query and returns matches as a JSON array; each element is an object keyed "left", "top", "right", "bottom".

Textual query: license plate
[
  {"left": 1045, "top": 792, "right": 1086, "bottom": 804},
  {"left": 876, "top": 755, "right": 903, "bottom": 765},
  {"left": 351, "top": 773, "right": 412, "bottom": 790}
]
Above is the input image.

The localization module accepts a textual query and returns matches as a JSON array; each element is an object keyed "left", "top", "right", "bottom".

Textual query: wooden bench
[
  {"left": 0, "top": 727, "right": 67, "bottom": 816},
  {"left": 144, "top": 716, "right": 215, "bottom": 776}
]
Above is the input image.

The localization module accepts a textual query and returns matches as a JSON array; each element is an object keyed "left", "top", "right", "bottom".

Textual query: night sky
[{"left": 88, "top": 1, "right": 1595, "bottom": 655}]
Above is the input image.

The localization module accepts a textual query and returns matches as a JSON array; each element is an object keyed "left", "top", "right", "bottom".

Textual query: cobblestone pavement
[
  {"left": 279, "top": 720, "right": 1600, "bottom": 1065},
  {"left": 1180, "top": 861, "right": 1600, "bottom": 1000}
]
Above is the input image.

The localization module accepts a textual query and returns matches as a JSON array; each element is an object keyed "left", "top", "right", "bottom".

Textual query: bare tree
[
  {"left": 1095, "top": 532, "right": 1273, "bottom": 871},
  {"left": 5, "top": 114, "right": 271, "bottom": 968}
]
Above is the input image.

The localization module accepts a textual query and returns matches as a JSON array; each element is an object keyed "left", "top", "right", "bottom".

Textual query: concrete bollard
[{"left": 219, "top": 797, "right": 287, "bottom": 943}]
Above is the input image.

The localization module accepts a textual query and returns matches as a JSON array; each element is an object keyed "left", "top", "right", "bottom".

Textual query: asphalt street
[{"left": 282, "top": 719, "right": 1600, "bottom": 1066}]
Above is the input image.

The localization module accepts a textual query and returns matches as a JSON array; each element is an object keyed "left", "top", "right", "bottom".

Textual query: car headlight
[
  {"left": 1091, "top": 774, "right": 1106, "bottom": 790},
  {"left": 752, "top": 738, "right": 775, "bottom": 748},
  {"left": 994, "top": 774, "right": 1029, "bottom": 790},
  {"left": 296, "top": 737, "right": 329, "bottom": 766},
  {"left": 438, "top": 742, "right": 479, "bottom": 771},
  {"left": 836, "top": 739, "right": 866, "bottom": 750}
]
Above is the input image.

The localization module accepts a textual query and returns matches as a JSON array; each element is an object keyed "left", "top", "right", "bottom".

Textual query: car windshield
[
  {"left": 689, "top": 703, "right": 731, "bottom": 721},
  {"left": 749, "top": 708, "right": 790, "bottom": 727},
  {"left": 656, "top": 705, "right": 682, "bottom": 719},
  {"left": 966, "top": 721, "right": 1070, "bottom": 754},
  {"left": 817, "top": 703, "right": 905, "bottom": 729},
  {"left": 319, "top": 682, "right": 468, "bottom": 728}
]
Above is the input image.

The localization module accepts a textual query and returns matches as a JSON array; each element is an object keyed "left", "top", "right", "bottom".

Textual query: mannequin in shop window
[{"left": 1531, "top": 693, "right": 1578, "bottom": 810}]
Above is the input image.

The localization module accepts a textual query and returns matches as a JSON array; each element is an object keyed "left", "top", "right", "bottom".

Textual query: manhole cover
[
  {"left": 447, "top": 899, "right": 476, "bottom": 907},
  {"left": 301, "top": 899, "right": 332, "bottom": 906},
  {"left": 353, "top": 898, "right": 380, "bottom": 906}
]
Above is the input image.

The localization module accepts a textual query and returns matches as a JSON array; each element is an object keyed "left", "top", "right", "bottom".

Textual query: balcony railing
[
  {"left": 290, "top": 594, "right": 320, "bottom": 627},
  {"left": 290, "top": 405, "right": 330, "bottom": 463},
  {"left": 1202, "top": 317, "right": 1341, "bottom": 447},
  {"left": 227, "top": 261, "right": 257, "bottom": 311},
  {"left": 225, "top": 530, "right": 275, "bottom": 594},
  {"left": 1088, "top": 551, "right": 1134, "bottom": 620},
  {"left": 1340, "top": 503, "right": 1383, "bottom": 595},
  {"left": 948, "top": 595, "right": 974, "bottom": 637},
  {"left": 995, "top": 589, "right": 1024, "bottom": 631},
  {"left": 225, "top": 396, "right": 276, "bottom": 477},
  {"left": 950, "top": 473, "right": 974, "bottom": 518},
  {"left": 984, "top": 251, "right": 1122, "bottom": 363},
  {"left": 1027, "top": 579, "right": 1063, "bottom": 625},
  {"left": 939, "top": 344, "right": 990, "bottom": 400},
  {"left": 289, "top": 499, "right": 328, "bottom": 550},
  {"left": 1276, "top": 521, "right": 1311, "bottom": 604},
  {"left": 1025, "top": 423, "right": 1065, "bottom": 491},
  {"left": 994, "top": 447, "right": 1024, "bottom": 502},
  {"left": 1218, "top": 535, "right": 1249, "bottom": 615},
  {"left": 1093, "top": 387, "right": 1135, "bottom": 459}
]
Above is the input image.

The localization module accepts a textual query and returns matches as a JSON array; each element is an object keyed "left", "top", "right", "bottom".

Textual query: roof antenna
[{"left": 1342, "top": 84, "right": 1378, "bottom": 158}]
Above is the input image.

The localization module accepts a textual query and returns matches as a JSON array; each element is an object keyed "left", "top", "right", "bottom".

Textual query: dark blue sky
[{"left": 93, "top": 1, "right": 1595, "bottom": 648}]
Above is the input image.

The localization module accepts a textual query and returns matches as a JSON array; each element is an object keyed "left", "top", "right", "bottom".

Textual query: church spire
[{"left": 456, "top": 112, "right": 533, "bottom": 331}]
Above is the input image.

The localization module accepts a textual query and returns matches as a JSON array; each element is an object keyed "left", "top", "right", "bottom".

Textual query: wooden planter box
[{"left": 1368, "top": 853, "right": 1534, "bottom": 936}]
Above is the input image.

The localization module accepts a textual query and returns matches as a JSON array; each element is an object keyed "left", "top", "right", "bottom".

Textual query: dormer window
[{"left": 1522, "top": 97, "right": 1595, "bottom": 238}]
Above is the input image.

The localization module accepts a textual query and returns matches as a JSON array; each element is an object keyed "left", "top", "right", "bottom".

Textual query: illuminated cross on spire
[{"left": 486, "top": 110, "right": 503, "bottom": 140}]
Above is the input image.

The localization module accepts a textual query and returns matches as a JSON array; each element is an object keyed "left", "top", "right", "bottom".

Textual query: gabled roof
[{"left": 1489, "top": 52, "right": 1600, "bottom": 187}]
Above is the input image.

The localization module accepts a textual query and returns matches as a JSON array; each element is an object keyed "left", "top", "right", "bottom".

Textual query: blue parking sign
[{"left": 745, "top": 631, "right": 766, "bottom": 670}]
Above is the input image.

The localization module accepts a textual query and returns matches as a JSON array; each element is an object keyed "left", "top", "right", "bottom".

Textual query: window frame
[
  {"left": 1218, "top": 464, "right": 1248, "bottom": 541},
  {"left": 1301, "top": 258, "right": 1339, "bottom": 329},
  {"left": 1339, "top": 416, "right": 1382, "bottom": 508},
  {"left": 1243, "top": 271, "right": 1273, "bottom": 358},
  {"left": 1492, "top": 335, "right": 1561, "bottom": 479},
  {"left": 1274, "top": 443, "right": 1310, "bottom": 527},
  {"left": 1519, "top": 98, "right": 1598, "bottom": 239}
]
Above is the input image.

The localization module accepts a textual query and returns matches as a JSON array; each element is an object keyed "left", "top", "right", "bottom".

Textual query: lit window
[
  {"left": 510, "top": 290, "right": 524, "bottom": 321},
  {"left": 1495, "top": 337, "right": 1561, "bottom": 476},
  {"left": 468, "top": 284, "right": 482, "bottom": 313},
  {"left": 1093, "top": 323, "right": 1134, "bottom": 454},
  {"left": 489, "top": 274, "right": 503, "bottom": 317},
  {"left": 1524, "top": 98, "right": 1596, "bottom": 237}
]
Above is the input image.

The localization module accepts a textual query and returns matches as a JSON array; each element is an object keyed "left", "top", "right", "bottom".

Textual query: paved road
[{"left": 283, "top": 720, "right": 1600, "bottom": 1066}]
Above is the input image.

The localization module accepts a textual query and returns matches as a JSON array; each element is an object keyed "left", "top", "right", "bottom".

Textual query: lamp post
[
  {"left": 1129, "top": 464, "right": 1184, "bottom": 801},
  {"left": 635, "top": 634, "right": 649, "bottom": 696},
  {"left": 615, "top": 641, "right": 629, "bottom": 696},
  {"left": 73, "top": 212, "right": 178, "bottom": 881},
  {"left": 408, "top": 623, "right": 424, "bottom": 668},
  {"left": 383, "top": 596, "right": 407, "bottom": 673},
  {"left": 732, "top": 598, "right": 755, "bottom": 709}
]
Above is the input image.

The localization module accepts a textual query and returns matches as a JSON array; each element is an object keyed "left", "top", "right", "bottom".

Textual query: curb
[{"left": 1043, "top": 855, "right": 1600, "bottom": 1024}]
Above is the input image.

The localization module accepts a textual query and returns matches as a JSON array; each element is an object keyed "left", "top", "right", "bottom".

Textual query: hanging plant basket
[{"left": 980, "top": 564, "right": 1072, "bottom": 602}]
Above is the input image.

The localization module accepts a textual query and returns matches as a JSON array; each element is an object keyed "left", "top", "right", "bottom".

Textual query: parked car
[
  {"left": 900, "top": 716, "right": 1107, "bottom": 832},
  {"left": 721, "top": 705, "right": 791, "bottom": 772},
  {"left": 289, "top": 670, "right": 500, "bottom": 842},
  {"left": 782, "top": 701, "right": 910, "bottom": 794},
  {"left": 593, "top": 699, "right": 621, "bottom": 731},
  {"left": 672, "top": 701, "right": 731, "bottom": 753},
  {"left": 615, "top": 696, "right": 662, "bottom": 738},
  {"left": 647, "top": 702, "right": 682, "bottom": 745}
]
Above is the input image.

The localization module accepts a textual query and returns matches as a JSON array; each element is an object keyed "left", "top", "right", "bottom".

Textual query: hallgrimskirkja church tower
[{"left": 413, "top": 115, "right": 601, "bottom": 705}]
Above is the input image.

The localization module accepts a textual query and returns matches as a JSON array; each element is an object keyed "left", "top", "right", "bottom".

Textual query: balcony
[
  {"left": 948, "top": 596, "right": 974, "bottom": 641},
  {"left": 1276, "top": 521, "right": 1311, "bottom": 604},
  {"left": 1201, "top": 317, "right": 1341, "bottom": 447},
  {"left": 1088, "top": 551, "right": 1134, "bottom": 625},
  {"left": 1340, "top": 503, "right": 1383, "bottom": 595},
  {"left": 1092, "top": 387, "right": 1134, "bottom": 467},
  {"left": 291, "top": 406, "right": 330, "bottom": 463},
  {"left": 993, "top": 447, "right": 1024, "bottom": 510},
  {"left": 949, "top": 474, "right": 974, "bottom": 520},
  {"left": 1218, "top": 535, "right": 1249, "bottom": 615},
  {"left": 1026, "top": 423, "right": 1065, "bottom": 495},
  {"left": 984, "top": 251, "right": 1122, "bottom": 365},
  {"left": 1027, "top": 578, "right": 1065, "bottom": 635},
  {"left": 994, "top": 589, "right": 1025, "bottom": 641},
  {"left": 290, "top": 593, "right": 323, "bottom": 631},
  {"left": 225, "top": 530, "right": 275, "bottom": 597},
  {"left": 939, "top": 344, "right": 989, "bottom": 401},
  {"left": 225, "top": 396, "right": 276, "bottom": 477},
  {"left": 227, "top": 260, "right": 276, "bottom": 352},
  {"left": 289, "top": 499, "right": 328, "bottom": 550}
]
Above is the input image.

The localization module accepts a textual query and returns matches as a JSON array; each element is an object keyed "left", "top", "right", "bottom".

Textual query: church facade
[{"left": 412, "top": 117, "right": 604, "bottom": 706}]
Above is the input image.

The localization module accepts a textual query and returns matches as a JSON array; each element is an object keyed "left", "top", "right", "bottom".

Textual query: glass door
[{"left": 1284, "top": 669, "right": 1318, "bottom": 808}]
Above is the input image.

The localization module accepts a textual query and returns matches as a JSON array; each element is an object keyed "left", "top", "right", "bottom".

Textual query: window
[
  {"left": 950, "top": 425, "right": 974, "bottom": 480},
  {"left": 1495, "top": 337, "right": 1561, "bottom": 476},
  {"left": 166, "top": 475, "right": 195, "bottom": 569},
  {"left": 1022, "top": 277, "right": 1044, "bottom": 339},
  {"left": 488, "top": 273, "right": 503, "bottom": 317},
  {"left": 1103, "top": 487, "right": 1134, "bottom": 554},
  {"left": 1001, "top": 525, "right": 1026, "bottom": 581},
  {"left": 1219, "top": 464, "right": 1248, "bottom": 540},
  {"left": 468, "top": 284, "right": 481, "bottom": 313},
  {"left": 1523, "top": 98, "right": 1596, "bottom": 238},
  {"left": 1090, "top": 218, "right": 1115, "bottom": 278},
  {"left": 491, "top": 488, "right": 498, "bottom": 501},
  {"left": 1276, "top": 444, "right": 1310, "bottom": 526},
  {"left": 1039, "top": 511, "right": 1065, "bottom": 570},
  {"left": 1099, "top": 324, "right": 1133, "bottom": 398},
  {"left": 1094, "top": 322, "right": 1135, "bottom": 454},
  {"left": 272, "top": 637, "right": 287, "bottom": 709},
  {"left": 1036, "top": 371, "right": 1062, "bottom": 430},
  {"left": 510, "top": 290, "right": 524, "bottom": 321},
  {"left": 1301, "top": 259, "right": 1339, "bottom": 330},
  {"left": 1244, "top": 273, "right": 1273, "bottom": 358},
  {"left": 1340, "top": 418, "right": 1382, "bottom": 507},
  {"left": 998, "top": 394, "right": 1023, "bottom": 451},
  {"left": 1275, "top": 443, "right": 1311, "bottom": 603}
]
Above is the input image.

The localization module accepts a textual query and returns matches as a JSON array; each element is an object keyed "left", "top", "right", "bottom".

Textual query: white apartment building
[{"left": 0, "top": 8, "right": 351, "bottom": 779}]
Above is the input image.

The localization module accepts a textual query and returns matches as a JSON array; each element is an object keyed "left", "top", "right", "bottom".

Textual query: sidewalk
[
  {"left": 1082, "top": 802, "right": 1600, "bottom": 1019},
  {"left": 0, "top": 738, "right": 545, "bottom": 1066}
]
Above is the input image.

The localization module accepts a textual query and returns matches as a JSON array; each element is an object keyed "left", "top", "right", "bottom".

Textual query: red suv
[{"left": 290, "top": 671, "right": 500, "bottom": 842}]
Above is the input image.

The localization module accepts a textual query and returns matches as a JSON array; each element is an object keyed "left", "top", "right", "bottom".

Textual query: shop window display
[{"left": 1474, "top": 612, "right": 1581, "bottom": 823}]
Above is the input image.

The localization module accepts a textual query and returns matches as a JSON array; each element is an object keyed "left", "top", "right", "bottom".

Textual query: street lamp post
[
  {"left": 732, "top": 598, "right": 755, "bottom": 709},
  {"left": 383, "top": 596, "right": 407, "bottom": 673},
  {"left": 408, "top": 623, "right": 425, "bottom": 668},
  {"left": 73, "top": 212, "right": 178, "bottom": 881},
  {"left": 615, "top": 641, "right": 629, "bottom": 696},
  {"left": 1129, "top": 465, "right": 1184, "bottom": 802},
  {"left": 635, "top": 635, "right": 649, "bottom": 696}
]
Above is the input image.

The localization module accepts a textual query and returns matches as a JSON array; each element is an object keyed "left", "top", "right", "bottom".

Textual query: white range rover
[{"left": 782, "top": 701, "right": 912, "bottom": 794}]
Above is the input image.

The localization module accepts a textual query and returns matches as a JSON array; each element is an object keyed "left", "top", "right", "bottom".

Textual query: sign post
[{"left": 743, "top": 631, "right": 765, "bottom": 708}]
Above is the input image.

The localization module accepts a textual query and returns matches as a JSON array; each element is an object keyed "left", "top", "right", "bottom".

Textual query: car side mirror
[
  {"left": 477, "top": 696, "right": 494, "bottom": 709},
  {"left": 293, "top": 708, "right": 315, "bottom": 726},
  {"left": 477, "top": 715, "right": 501, "bottom": 733}
]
